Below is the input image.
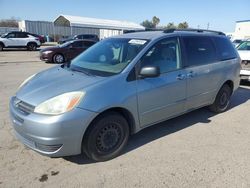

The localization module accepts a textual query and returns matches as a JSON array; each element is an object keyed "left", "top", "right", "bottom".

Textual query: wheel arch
[
  {"left": 223, "top": 80, "right": 234, "bottom": 95},
  {"left": 0, "top": 41, "right": 5, "bottom": 47},
  {"left": 81, "top": 107, "right": 136, "bottom": 152},
  {"left": 26, "top": 41, "right": 37, "bottom": 46}
]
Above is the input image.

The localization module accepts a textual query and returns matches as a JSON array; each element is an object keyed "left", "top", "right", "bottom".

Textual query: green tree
[
  {"left": 177, "top": 22, "right": 189, "bottom": 29},
  {"left": 165, "top": 22, "right": 176, "bottom": 29},
  {"left": 141, "top": 20, "right": 155, "bottom": 29},
  {"left": 0, "top": 17, "right": 19, "bottom": 27},
  {"left": 141, "top": 16, "right": 160, "bottom": 29},
  {"left": 152, "top": 16, "right": 160, "bottom": 27},
  {"left": 164, "top": 22, "right": 189, "bottom": 29}
]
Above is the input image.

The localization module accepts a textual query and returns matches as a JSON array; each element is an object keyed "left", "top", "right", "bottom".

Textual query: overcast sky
[{"left": 0, "top": 0, "right": 249, "bottom": 32}]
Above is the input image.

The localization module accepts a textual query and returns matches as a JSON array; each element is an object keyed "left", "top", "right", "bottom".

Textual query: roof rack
[
  {"left": 123, "top": 28, "right": 164, "bottom": 34},
  {"left": 163, "top": 28, "right": 225, "bottom": 35}
]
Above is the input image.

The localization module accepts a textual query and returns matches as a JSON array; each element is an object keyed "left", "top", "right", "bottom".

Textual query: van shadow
[{"left": 64, "top": 86, "right": 250, "bottom": 164}]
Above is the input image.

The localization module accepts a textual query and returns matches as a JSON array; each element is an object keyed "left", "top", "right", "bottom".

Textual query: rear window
[
  {"left": 183, "top": 36, "right": 217, "bottom": 66},
  {"left": 213, "top": 37, "right": 237, "bottom": 61}
]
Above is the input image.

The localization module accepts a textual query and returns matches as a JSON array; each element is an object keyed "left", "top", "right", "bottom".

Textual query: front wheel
[
  {"left": 53, "top": 54, "right": 65, "bottom": 63},
  {"left": 209, "top": 84, "right": 232, "bottom": 113},
  {"left": 83, "top": 112, "right": 129, "bottom": 162}
]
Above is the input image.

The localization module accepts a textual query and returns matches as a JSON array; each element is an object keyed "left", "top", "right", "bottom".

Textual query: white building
[
  {"left": 233, "top": 20, "right": 250, "bottom": 40},
  {"left": 18, "top": 15, "right": 144, "bottom": 40}
]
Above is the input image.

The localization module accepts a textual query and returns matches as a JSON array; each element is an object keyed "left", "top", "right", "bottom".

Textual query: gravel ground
[{"left": 0, "top": 50, "right": 250, "bottom": 188}]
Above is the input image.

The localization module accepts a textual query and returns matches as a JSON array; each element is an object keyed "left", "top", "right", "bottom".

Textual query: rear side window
[
  {"left": 84, "top": 41, "right": 95, "bottom": 47},
  {"left": 213, "top": 37, "right": 237, "bottom": 61},
  {"left": 72, "top": 41, "right": 83, "bottom": 47},
  {"left": 183, "top": 36, "right": 216, "bottom": 66}
]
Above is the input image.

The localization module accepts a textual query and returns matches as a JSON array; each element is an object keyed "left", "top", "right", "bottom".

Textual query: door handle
[
  {"left": 187, "top": 71, "right": 194, "bottom": 78},
  {"left": 177, "top": 74, "right": 186, "bottom": 80}
]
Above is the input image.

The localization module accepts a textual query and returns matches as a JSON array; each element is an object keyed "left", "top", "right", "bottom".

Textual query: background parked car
[
  {"left": 40, "top": 39, "right": 96, "bottom": 63},
  {"left": 24, "top": 32, "right": 45, "bottom": 43},
  {"left": 58, "top": 34, "right": 99, "bottom": 44},
  {"left": 237, "top": 41, "right": 250, "bottom": 81},
  {"left": 0, "top": 31, "right": 41, "bottom": 51},
  {"left": 232, "top": 39, "right": 244, "bottom": 47}
]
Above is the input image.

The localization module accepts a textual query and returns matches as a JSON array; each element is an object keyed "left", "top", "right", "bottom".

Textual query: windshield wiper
[{"left": 71, "top": 67, "right": 94, "bottom": 76}]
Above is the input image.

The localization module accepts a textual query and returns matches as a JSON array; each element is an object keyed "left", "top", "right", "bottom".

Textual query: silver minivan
[{"left": 9, "top": 29, "right": 241, "bottom": 161}]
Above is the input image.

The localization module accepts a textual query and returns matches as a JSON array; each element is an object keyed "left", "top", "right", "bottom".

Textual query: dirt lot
[{"left": 0, "top": 49, "right": 250, "bottom": 188}]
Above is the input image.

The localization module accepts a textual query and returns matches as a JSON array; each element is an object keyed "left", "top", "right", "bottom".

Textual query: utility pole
[{"left": 207, "top": 22, "right": 210, "bottom": 30}]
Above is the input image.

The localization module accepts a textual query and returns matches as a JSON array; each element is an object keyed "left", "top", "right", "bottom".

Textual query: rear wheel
[
  {"left": 83, "top": 112, "right": 129, "bottom": 162},
  {"left": 27, "top": 43, "right": 37, "bottom": 51},
  {"left": 209, "top": 84, "right": 232, "bottom": 113},
  {"left": 53, "top": 53, "right": 65, "bottom": 63},
  {"left": 0, "top": 43, "right": 3, "bottom": 51}
]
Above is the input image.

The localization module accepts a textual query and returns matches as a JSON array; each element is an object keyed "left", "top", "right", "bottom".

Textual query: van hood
[
  {"left": 16, "top": 66, "right": 105, "bottom": 106},
  {"left": 238, "top": 50, "right": 250, "bottom": 61}
]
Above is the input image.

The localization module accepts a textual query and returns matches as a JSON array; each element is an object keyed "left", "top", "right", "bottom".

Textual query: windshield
[
  {"left": 237, "top": 41, "right": 250, "bottom": 51},
  {"left": 1, "top": 33, "right": 8, "bottom": 38},
  {"left": 70, "top": 38, "right": 148, "bottom": 76}
]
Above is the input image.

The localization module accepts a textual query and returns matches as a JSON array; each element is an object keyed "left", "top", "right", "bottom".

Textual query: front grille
[
  {"left": 241, "top": 60, "right": 250, "bottom": 70},
  {"left": 12, "top": 111, "right": 24, "bottom": 124},
  {"left": 13, "top": 97, "right": 35, "bottom": 115},
  {"left": 35, "top": 143, "right": 63, "bottom": 152}
]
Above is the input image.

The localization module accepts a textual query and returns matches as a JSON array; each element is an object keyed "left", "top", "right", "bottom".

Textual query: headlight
[
  {"left": 34, "top": 91, "right": 85, "bottom": 115},
  {"left": 18, "top": 74, "right": 36, "bottom": 89},
  {"left": 43, "top": 50, "right": 53, "bottom": 54}
]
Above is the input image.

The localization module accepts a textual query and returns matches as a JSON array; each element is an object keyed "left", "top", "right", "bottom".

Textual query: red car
[{"left": 40, "top": 39, "right": 96, "bottom": 63}]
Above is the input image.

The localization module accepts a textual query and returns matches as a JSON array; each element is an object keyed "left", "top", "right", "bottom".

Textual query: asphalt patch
[
  {"left": 51, "top": 171, "right": 59, "bottom": 176},
  {"left": 39, "top": 174, "right": 48, "bottom": 182}
]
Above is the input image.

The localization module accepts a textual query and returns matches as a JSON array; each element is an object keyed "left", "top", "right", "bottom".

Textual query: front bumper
[
  {"left": 9, "top": 96, "right": 97, "bottom": 157},
  {"left": 40, "top": 52, "right": 52, "bottom": 62},
  {"left": 240, "top": 69, "right": 250, "bottom": 81}
]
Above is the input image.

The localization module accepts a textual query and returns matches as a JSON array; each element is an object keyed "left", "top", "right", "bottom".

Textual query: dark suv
[{"left": 58, "top": 34, "right": 99, "bottom": 44}]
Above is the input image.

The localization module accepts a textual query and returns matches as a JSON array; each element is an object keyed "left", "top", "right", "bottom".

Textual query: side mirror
[{"left": 139, "top": 66, "right": 160, "bottom": 78}]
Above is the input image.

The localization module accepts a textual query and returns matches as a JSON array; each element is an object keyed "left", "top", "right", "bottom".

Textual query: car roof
[
  {"left": 76, "top": 34, "right": 98, "bottom": 36},
  {"left": 70, "top": 39, "right": 97, "bottom": 43},
  {"left": 112, "top": 30, "right": 226, "bottom": 40}
]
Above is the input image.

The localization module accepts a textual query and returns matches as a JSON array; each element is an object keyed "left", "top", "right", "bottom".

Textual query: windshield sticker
[{"left": 128, "top": 39, "right": 147, "bottom": 45}]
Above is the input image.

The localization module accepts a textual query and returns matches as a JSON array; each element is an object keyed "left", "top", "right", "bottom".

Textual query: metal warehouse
[
  {"left": 234, "top": 20, "right": 250, "bottom": 40},
  {"left": 18, "top": 15, "right": 144, "bottom": 40}
]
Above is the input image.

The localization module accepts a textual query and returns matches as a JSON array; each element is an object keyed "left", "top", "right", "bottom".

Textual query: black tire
[
  {"left": 83, "top": 112, "right": 129, "bottom": 162},
  {"left": 209, "top": 84, "right": 232, "bottom": 113},
  {"left": 53, "top": 53, "right": 65, "bottom": 64},
  {"left": 0, "top": 43, "right": 3, "bottom": 51},
  {"left": 27, "top": 43, "right": 37, "bottom": 51}
]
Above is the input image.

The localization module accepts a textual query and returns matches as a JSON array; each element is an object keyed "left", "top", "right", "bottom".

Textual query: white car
[
  {"left": 237, "top": 41, "right": 250, "bottom": 81},
  {"left": 0, "top": 31, "right": 41, "bottom": 51}
]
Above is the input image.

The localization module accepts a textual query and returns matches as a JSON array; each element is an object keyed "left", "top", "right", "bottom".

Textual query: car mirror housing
[{"left": 139, "top": 66, "right": 160, "bottom": 78}]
